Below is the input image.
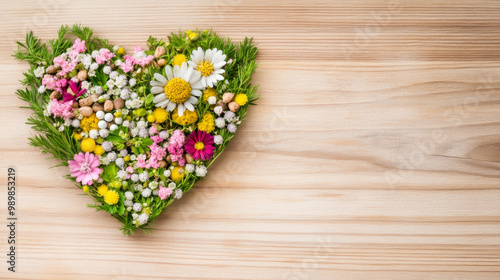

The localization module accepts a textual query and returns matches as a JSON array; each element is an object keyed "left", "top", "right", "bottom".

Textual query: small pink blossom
[
  {"left": 149, "top": 126, "right": 158, "bottom": 134},
  {"left": 72, "top": 38, "right": 87, "bottom": 53},
  {"left": 126, "top": 166, "right": 134, "bottom": 173},
  {"left": 42, "top": 75, "right": 58, "bottom": 90},
  {"left": 151, "top": 135, "right": 162, "bottom": 144},
  {"left": 68, "top": 152, "right": 102, "bottom": 186},
  {"left": 136, "top": 154, "right": 147, "bottom": 168},
  {"left": 95, "top": 49, "right": 115, "bottom": 65},
  {"left": 120, "top": 60, "right": 134, "bottom": 73},
  {"left": 167, "top": 130, "right": 186, "bottom": 166},
  {"left": 158, "top": 186, "right": 172, "bottom": 200},
  {"left": 147, "top": 142, "right": 166, "bottom": 169},
  {"left": 49, "top": 99, "right": 74, "bottom": 120}
]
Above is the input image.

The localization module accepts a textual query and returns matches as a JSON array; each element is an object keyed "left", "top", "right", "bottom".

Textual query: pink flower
[
  {"left": 136, "top": 154, "right": 147, "bottom": 168},
  {"left": 120, "top": 46, "right": 154, "bottom": 72},
  {"left": 126, "top": 166, "right": 134, "bottom": 173},
  {"left": 120, "top": 60, "right": 134, "bottom": 73},
  {"left": 167, "top": 130, "right": 186, "bottom": 166},
  {"left": 149, "top": 126, "right": 158, "bottom": 134},
  {"left": 158, "top": 186, "right": 172, "bottom": 200},
  {"left": 147, "top": 142, "right": 166, "bottom": 169},
  {"left": 49, "top": 99, "right": 74, "bottom": 120},
  {"left": 62, "top": 80, "right": 86, "bottom": 102},
  {"left": 151, "top": 135, "right": 162, "bottom": 144},
  {"left": 95, "top": 49, "right": 115, "bottom": 65},
  {"left": 68, "top": 152, "right": 102, "bottom": 186},
  {"left": 72, "top": 39, "right": 87, "bottom": 53},
  {"left": 53, "top": 56, "right": 77, "bottom": 76},
  {"left": 42, "top": 74, "right": 58, "bottom": 91},
  {"left": 185, "top": 130, "right": 215, "bottom": 161},
  {"left": 169, "top": 129, "right": 185, "bottom": 146}
]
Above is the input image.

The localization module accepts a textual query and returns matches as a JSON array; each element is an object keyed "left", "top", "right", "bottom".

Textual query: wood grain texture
[{"left": 1, "top": 0, "right": 500, "bottom": 279}]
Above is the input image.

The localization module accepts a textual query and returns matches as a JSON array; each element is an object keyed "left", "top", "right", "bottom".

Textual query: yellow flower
[
  {"left": 186, "top": 30, "right": 198, "bottom": 40},
  {"left": 197, "top": 113, "right": 215, "bottom": 133},
  {"left": 202, "top": 88, "right": 218, "bottom": 103},
  {"left": 172, "top": 54, "right": 187, "bottom": 67},
  {"left": 147, "top": 114, "right": 156, "bottom": 123},
  {"left": 170, "top": 166, "right": 185, "bottom": 182},
  {"left": 94, "top": 145, "right": 105, "bottom": 156},
  {"left": 73, "top": 132, "right": 82, "bottom": 141},
  {"left": 80, "top": 114, "right": 99, "bottom": 132},
  {"left": 124, "top": 155, "right": 130, "bottom": 162},
  {"left": 80, "top": 138, "right": 96, "bottom": 153},
  {"left": 82, "top": 185, "right": 89, "bottom": 194},
  {"left": 104, "top": 190, "right": 120, "bottom": 205},
  {"left": 234, "top": 93, "right": 248, "bottom": 106},
  {"left": 153, "top": 107, "right": 169, "bottom": 123},
  {"left": 171, "top": 107, "right": 198, "bottom": 126},
  {"left": 97, "top": 184, "right": 108, "bottom": 196},
  {"left": 117, "top": 47, "right": 125, "bottom": 55}
]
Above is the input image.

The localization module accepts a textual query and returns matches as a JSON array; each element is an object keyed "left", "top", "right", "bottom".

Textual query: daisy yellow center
[
  {"left": 164, "top": 78, "right": 192, "bottom": 104},
  {"left": 194, "top": 142, "right": 205, "bottom": 151},
  {"left": 197, "top": 60, "right": 214, "bottom": 77}
]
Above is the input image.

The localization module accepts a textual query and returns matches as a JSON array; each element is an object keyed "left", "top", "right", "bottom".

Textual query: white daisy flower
[
  {"left": 150, "top": 62, "right": 204, "bottom": 117},
  {"left": 188, "top": 47, "right": 226, "bottom": 88}
]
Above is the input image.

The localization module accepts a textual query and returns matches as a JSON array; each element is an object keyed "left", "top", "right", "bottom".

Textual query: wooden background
[{"left": 1, "top": 0, "right": 500, "bottom": 279}]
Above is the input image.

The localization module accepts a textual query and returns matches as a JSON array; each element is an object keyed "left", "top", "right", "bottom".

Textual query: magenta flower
[
  {"left": 68, "top": 152, "right": 102, "bottom": 186},
  {"left": 185, "top": 130, "right": 215, "bottom": 161},
  {"left": 62, "top": 80, "right": 87, "bottom": 102}
]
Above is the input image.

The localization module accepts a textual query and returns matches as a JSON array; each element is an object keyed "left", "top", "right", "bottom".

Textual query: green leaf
[
  {"left": 142, "top": 138, "right": 153, "bottom": 146},
  {"left": 101, "top": 163, "right": 117, "bottom": 182},
  {"left": 145, "top": 93, "right": 155, "bottom": 105}
]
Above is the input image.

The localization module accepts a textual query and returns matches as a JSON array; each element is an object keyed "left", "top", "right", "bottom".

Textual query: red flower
[{"left": 184, "top": 130, "right": 215, "bottom": 161}]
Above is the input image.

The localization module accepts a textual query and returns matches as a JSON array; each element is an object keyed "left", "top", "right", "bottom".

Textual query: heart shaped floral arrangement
[{"left": 14, "top": 25, "right": 258, "bottom": 235}]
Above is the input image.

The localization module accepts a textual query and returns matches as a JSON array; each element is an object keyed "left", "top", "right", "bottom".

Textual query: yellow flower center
[
  {"left": 172, "top": 54, "right": 187, "bottom": 67},
  {"left": 194, "top": 142, "right": 205, "bottom": 151},
  {"left": 164, "top": 78, "right": 192, "bottom": 104},
  {"left": 197, "top": 60, "right": 214, "bottom": 77}
]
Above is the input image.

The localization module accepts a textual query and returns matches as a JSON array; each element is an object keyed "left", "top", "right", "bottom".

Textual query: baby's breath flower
[
  {"left": 227, "top": 123, "right": 237, "bottom": 133},
  {"left": 195, "top": 165, "right": 207, "bottom": 177},
  {"left": 214, "top": 135, "right": 223, "bottom": 145},
  {"left": 141, "top": 188, "right": 151, "bottom": 198}
]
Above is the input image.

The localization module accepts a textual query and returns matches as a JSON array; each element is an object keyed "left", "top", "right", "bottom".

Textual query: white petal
[
  {"left": 206, "top": 77, "right": 213, "bottom": 88},
  {"left": 213, "top": 61, "right": 226, "bottom": 69},
  {"left": 189, "top": 70, "right": 201, "bottom": 84},
  {"left": 214, "top": 69, "right": 225, "bottom": 74},
  {"left": 173, "top": 65, "right": 180, "bottom": 78},
  {"left": 177, "top": 103, "right": 185, "bottom": 116},
  {"left": 188, "top": 96, "right": 199, "bottom": 104},
  {"left": 180, "top": 62, "right": 187, "bottom": 75},
  {"left": 187, "top": 61, "right": 197, "bottom": 68},
  {"left": 214, "top": 74, "right": 224, "bottom": 81},
  {"left": 165, "top": 66, "right": 173, "bottom": 80},
  {"left": 191, "top": 89, "right": 202, "bottom": 97},
  {"left": 184, "top": 101, "right": 194, "bottom": 111},
  {"left": 150, "top": 81, "right": 165, "bottom": 87},
  {"left": 191, "top": 80, "right": 204, "bottom": 90},
  {"left": 167, "top": 102, "right": 176, "bottom": 111},
  {"left": 151, "top": 87, "right": 164, "bottom": 94},
  {"left": 201, "top": 77, "right": 207, "bottom": 88},
  {"left": 153, "top": 94, "right": 166, "bottom": 103},
  {"left": 205, "top": 49, "right": 213, "bottom": 61},
  {"left": 193, "top": 50, "right": 202, "bottom": 64},
  {"left": 211, "top": 51, "right": 224, "bottom": 64},
  {"left": 183, "top": 66, "right": 193, "bottom": 82},
  {"left": 156, "top": 99, "right": 169, "bottom": 108},
  {"left": 154, "top": 73, "right": 167, "bottom": 84}
]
